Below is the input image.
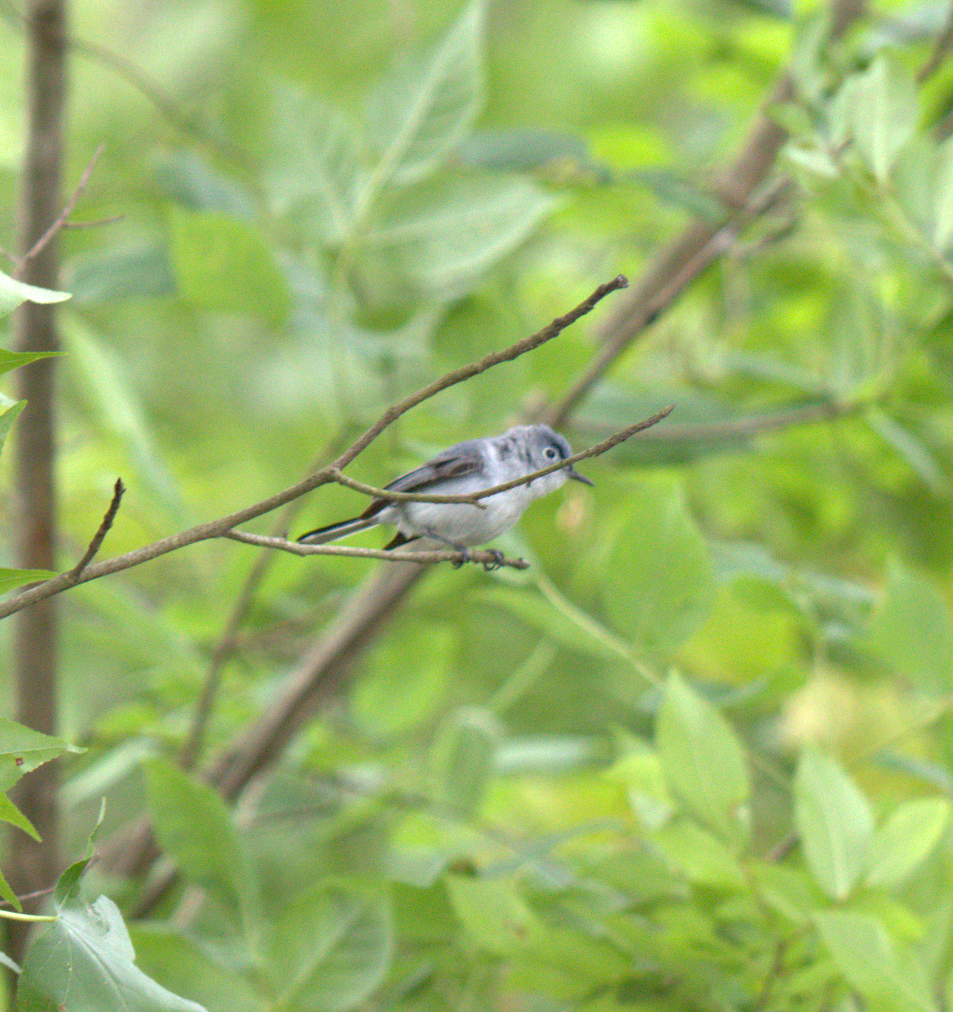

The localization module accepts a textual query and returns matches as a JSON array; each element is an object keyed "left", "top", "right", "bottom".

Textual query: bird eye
[{"left": 543, "top": 447, "right": 559, "bottom": 460}]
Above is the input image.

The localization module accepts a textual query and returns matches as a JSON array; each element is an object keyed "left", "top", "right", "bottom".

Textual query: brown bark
[{"left": 7, "top": 0, "right": 68, "bottom": 965}]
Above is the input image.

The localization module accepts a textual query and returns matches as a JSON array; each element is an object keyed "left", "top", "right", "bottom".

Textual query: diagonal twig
[
  {"left": 16, "top": 143, "right": 106, "bottom": 275},
  {"left": 322, "top": 404, "right": 672, "bottom": 508},
  {"left": 0, "top": 276, "right": 629, "bottom": 620},
  {"left": 68, "top": 477, "right": 125, "bottom": 581}
]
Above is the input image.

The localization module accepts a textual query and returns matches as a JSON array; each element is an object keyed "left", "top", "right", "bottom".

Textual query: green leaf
[
  {"left": 815, "top": 911, "right": 938, "bottom": 1012},
  {"left": 0, "top": 567, "right": 56, "bottom": 596},
  {"left": 477, "top": 586, "right": 623, "bottom": 660},
  {"left": 352, "top": 623, "right": 452, "bottom": 738},
  {"left": 650, "top": 819, "right": 745, "bottom": 887},
  {"left": 266, "top": 882, "right": 392, "bottom": 1012},
  {"left": 866, "top": 799, "right": 951, "bottom": 887},
  {"left": 868, "top": 559, "right": 953, "bottom": 693},
  {"left": 459, "top": 129, "right": 600, "bottom": 174},
  {"left": 794, "top": 749, "right": 873, "bottom": 899},
  {"left": 430, "top": 706, "right": 499, "bottom": 819},
  {"left": 363, "top": 0, "right": 485, "bottom": 186},
  {"left": 129, "top": 926, "right": 261, "bottom": 1012},
  {"left": 0, "top": 269, "right": 70, "bottom": 314},
  {"left": 68, "top": 238, "right": 176, "bottom": 302},
  {"left": 54, "top": 800, "right": 107, "bottom": 907},
  {"left": 0, "top": 348, "right": 62, "bottom": 377},
  {"left": 849, "top": 55, "right": 918, "bottom": 184},
  {"left": 750, "top": 863, "right": 824, "bottom": 924},
  {"left": 603, "top": 483, "right": 714, "bottom": 656},
  {"left": 16, "top": 895, "right": 208, "bottom": 1012},
  {"left": 507, "top": 924, "right": 633, "bottom": 1000},
  {"left": 167, "top": 209, "right": 291, "bottom": 325},
  {"left": 362, "top": 173, "right": 558, "bottom": 299},
  {"left": 445, "top": 875, "right": 537, "bottom": 955},
  {"left": 0, "top": 791, "right": 38, "bottom": 842},
  {"left": 932, "top": 135, "right": 953, "bottom": 251},
  {"left": 655, "top": 674, "right": 750, "bottom": 848},
  {"left": 0, "top": 719, "right": 83, "bottom": 792},
  {"left": 265, "top": 85, "right": 365, "bottom": 243},
  {"left": 152, "top": 150, "right": 257, "bottom": 218},
  {"left": 63, "top": 320, "right": 189, "bottom": 526},
  {"left": 867, "top": 409, "right": 947, "bottom": 493},
  {"left": 0, "top": 865, "right": 19, "bottom": 912},
  {"left": 0, "top": 399, "right": 25, "bottom": 456},
  {"left": 143, "top": 758, "right": 249, "bottom": 922}
]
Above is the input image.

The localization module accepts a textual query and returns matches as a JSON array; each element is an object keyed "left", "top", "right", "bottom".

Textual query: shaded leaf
[
  {"left": 266, "top": 882, "right": 392, "bottom": 1012},
  {"left": 430, "top": 706, "right": 499, "bottom": 819},
  {"left": 362, "top": 173, "right": 558, "bottom": 299},
  {"left": 265, "top": 85, "right": 365, "bottom": 243},
  {"left": 655, "top": 674, "right": 750, "bottom": 848},
  {"left": 364, "top": 0, "right": 485, "bottom": 185},
  {"left": 68, "top": 238, "right": 176, "bottom": 303},
  {"left": 16, "top": 895, "right": 207, "bottom": 1012},
  {"left": 144, "top": 759, "right": 250, "bottom": 922},
  {"left": 868, "top": 559, "right": 953, "bottom": 693}
]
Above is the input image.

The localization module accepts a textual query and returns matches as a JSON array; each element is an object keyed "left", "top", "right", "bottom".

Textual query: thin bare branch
[
  {"left": 328, "top": 276, "right": 629, "bottom": 474},
  {"left": 60, "top": 213, "right": 124, "bottom": 229},
  {"left": 0, "top": 277, "right": 629, "bottom": 620},
  {"left": 16, "top": 143, "right": 104, "bottom": 274},
  {"left": 631, "top": 398, "right": 856, "bottom": 442},
  {"left": 545, "top": 182, "right": 789, "bottom": 428},
  {"left": 322, "top": 404, "right": 671, "bottom": 509},
  {"left": 224, "top": 530, "right": 530, "bottom": 569},
  {"left": 68, "top": 477, "right": 124, "bottom": 580}
]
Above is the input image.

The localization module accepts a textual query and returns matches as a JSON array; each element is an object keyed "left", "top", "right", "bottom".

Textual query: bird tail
[{"left": 296, "top": 517, "right": 379, "bottom": 544}]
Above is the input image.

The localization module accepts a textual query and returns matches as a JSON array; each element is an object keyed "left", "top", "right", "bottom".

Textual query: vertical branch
[{"left": 7, "top": 0, "right": 68, "bottom": 962}]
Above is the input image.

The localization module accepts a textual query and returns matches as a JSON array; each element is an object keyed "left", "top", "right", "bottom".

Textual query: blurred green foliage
[{"left": 5, "top": 0, "right": 953, "bottom": 1008}]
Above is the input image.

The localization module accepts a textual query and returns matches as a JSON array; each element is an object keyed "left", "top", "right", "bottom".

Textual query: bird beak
[{"left": 567, "top": 465, "right": 593, "bottom": 486}]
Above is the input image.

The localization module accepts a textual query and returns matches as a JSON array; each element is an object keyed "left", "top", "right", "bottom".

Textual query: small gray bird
[{"left": 297, "top": 424, "right": 592, "bottom": 556}]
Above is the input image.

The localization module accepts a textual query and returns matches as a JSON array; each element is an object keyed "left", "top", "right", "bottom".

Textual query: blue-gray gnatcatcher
[{"left": 297, "top": 424, "right": 592, "bottom": 555}]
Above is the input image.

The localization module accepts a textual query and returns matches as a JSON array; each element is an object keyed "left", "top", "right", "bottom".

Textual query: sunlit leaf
[
  {"left": 848, "top": 55, "right": 918, "bottom": 184},
  {"left": 603, "top": 482, "right": 714, "bottom": 656},
  {"left": 866, "top": 798, "right": 951, "bottom": 887},
  {"left": 794, "top": 749, "right": 872, "bottom": 899},
  {"left": 0, "top": 269, "right": 70, "bottom": 313},
  {"left": 815, "top": 911, "right": 937, "bottom": 1012},
  {"left": 656, "top": 674, "right": 750, "bottom": 848}
]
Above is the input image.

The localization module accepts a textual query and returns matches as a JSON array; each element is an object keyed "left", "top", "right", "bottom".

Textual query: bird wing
[{"left": 360, "top": 441, "right": 485, "bottom": 519}]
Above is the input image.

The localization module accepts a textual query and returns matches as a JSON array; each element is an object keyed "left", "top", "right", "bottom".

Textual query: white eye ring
[{"left": 543, "top": 447, "right": 558, "bottom": 460}]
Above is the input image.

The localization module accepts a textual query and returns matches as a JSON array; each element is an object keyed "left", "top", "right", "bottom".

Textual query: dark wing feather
[{"left": 360, "top": 441, "right": 485, "bottom": 520}]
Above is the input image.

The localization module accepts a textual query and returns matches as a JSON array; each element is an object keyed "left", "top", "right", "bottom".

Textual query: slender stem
[{"left": 0, "top": 277, "right": 629, "bottom": 620}]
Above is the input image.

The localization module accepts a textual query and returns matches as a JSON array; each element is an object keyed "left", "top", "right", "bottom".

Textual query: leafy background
[{"left": 3, "top": 0, "right": 953, "bottom": 1009}]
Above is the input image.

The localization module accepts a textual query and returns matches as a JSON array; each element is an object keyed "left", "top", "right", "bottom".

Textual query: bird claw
[
  {"left": 481, "top": 549, "right": 505, "bottom": 572},
  {"left": 451, "top": 547, "right": 471, "bottom": 569}
]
